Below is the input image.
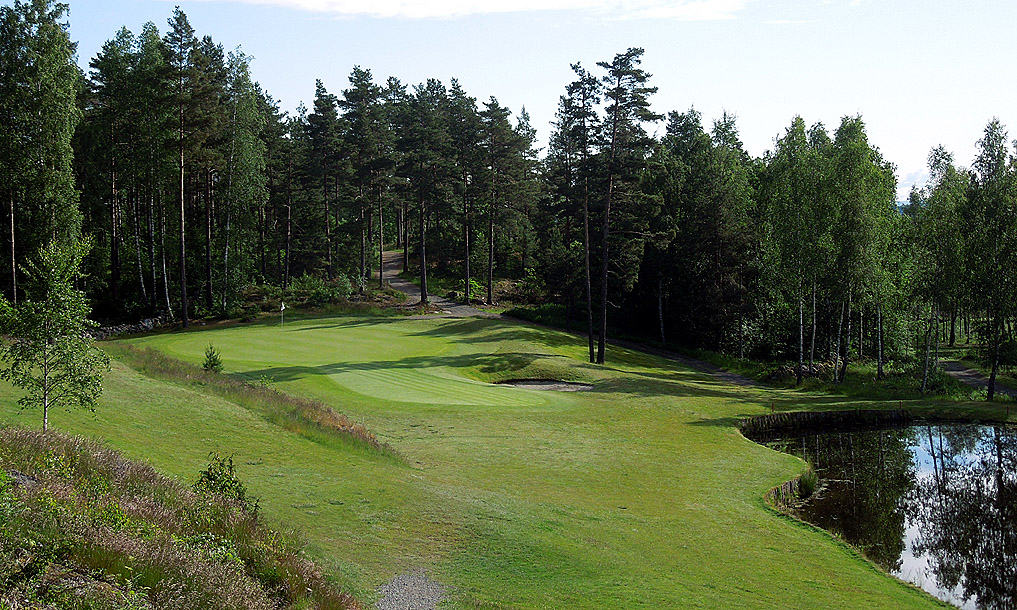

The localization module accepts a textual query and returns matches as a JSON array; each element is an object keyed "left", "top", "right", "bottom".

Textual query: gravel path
[
  {"left": 942, "top": 360, "right": 1017, "bottom": 399},
  {"left": 380, "top": 251, "right": 492, "bottom": 318},
  {"left": 376, "top": 569, "right": 446, "bottom": 610}
]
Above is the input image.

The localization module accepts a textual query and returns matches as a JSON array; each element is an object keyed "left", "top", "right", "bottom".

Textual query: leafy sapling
[{"left": 0, "top": 239, "right": 110, "bottom": 432}]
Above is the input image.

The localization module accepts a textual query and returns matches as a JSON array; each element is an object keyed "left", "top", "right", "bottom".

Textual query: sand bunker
[{"left": 497, "top": 379, "right": 594, "bottom": 392}]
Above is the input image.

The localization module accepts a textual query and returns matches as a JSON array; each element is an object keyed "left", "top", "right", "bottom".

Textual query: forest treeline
[{"left": 3, "top": 1, "right": 1016, "bottom": 397}]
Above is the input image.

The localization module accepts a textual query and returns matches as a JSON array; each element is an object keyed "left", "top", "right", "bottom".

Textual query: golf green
[{"left": 1, "top": 314, "right": 942, "bottom": 608}]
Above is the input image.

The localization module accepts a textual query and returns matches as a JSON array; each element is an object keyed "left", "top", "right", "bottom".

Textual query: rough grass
[
  {"left": 0, "top": 426, "right": 357, "bottom": 610},
  {"left": 689, "top": 349, "right": 977, "bottom": 401},
  {"left": 504, "top": 304, "right": 980, "bottom": 402},
  {"left": 2, "top": 313, "right": 983, "bottom": 607},
  {"left": 102, "top": 342, "right": 389, "bottom": 457}
]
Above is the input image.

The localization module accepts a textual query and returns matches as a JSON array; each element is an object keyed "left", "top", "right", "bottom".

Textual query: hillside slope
[{"left": 0, "top": 426, "right": 356, "bottom": 609}]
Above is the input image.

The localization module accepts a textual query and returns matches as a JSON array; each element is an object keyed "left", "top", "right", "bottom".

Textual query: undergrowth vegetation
[
  {"left": 102, "top": 343, "right": 390, "bottom": 457},
  {"left": 0, "top": 426, "right": 357, "bottom": 609},
  {"left": 694, "top": 350, "right": 986, "bottom": 401}
]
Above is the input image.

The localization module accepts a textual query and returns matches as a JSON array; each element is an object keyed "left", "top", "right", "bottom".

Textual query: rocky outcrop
[{"left": 89, "top": 314, "right": 173, "bottom": 340}]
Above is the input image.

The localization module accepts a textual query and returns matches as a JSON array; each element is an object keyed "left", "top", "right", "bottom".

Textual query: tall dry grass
[
  {"left": 0, "top": 426, "right": 360, "bottom": 610},
  {"left": 104, "top": 342, "right": 392, "bottom": 458}
]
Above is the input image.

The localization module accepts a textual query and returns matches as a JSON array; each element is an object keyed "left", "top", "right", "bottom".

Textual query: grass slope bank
[{"left": 0, "top": 427, "right": 356, "bottom": 609}]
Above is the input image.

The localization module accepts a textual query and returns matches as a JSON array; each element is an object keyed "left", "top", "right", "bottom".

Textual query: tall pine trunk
[
  {"left": 378, "top": 190, "right": 384, "bottom": 289},
  {"left": 578, "top": 84, "right": 596, "bottom": 364},
  {"left": 359, "top": 195, "right": 366, "bottom": 293},
  {"left": 147, "top": 188, "right": 157, "bottom": 311},
  {"left": 582, "top": 175, "right": 595, "bottom": 363},
  {"left": 179, "top": 101, "right": 188, "bottom": 327},
  {"left": 396, "top": 205, "right": 402, "bottom": 248},
  {"left": 223, "top": 100, "right": 236, "bottom": 311},
  {"left": 419, "top": 189, "right": 428, "bottom": 305},
  {"left": 463, "top": 179, "right": 471, "bottom": 302},
  {"left": 324, "top": 174, "right": 332, "bottom": 280},
  {"left": 131, "top": 191, "right": 147, "bottom": 303},
  {"left": 284, "top": 200, "right": 292, "bottom": 289},
  {"left": 402, "top": 199, "right": 409, "bottom": 274},
  {"left": 158, "top": 190, "right": 172, "bottom": 317},
  {"left": 487, "top": 190, "right": 495, "bottom": 305},
  {"left": 597, "top": 101, "right": 621, "bottom": 365},
  {"left": 111, "top": 155, "right": 121, "bottom": 306},
  {"left": 204, "top": 169, "right": 213, "bottom": 311}
]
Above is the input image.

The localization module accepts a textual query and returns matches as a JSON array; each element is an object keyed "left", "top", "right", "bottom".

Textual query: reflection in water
[{"left": 765, "top": 424, "right": 1017, "bottom": 609}]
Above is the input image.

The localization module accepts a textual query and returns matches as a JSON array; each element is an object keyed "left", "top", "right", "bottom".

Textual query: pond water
[{"left": 762, "top": 423, "right": 1017, "bottom": 609}]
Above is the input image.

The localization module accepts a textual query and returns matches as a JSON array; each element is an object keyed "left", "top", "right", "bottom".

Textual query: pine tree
[
  {"left": 307, "top": 80, "right": 341, "bottom": 280},
  {"left": 397, "top": 79, "right": 451, "bottom": 305},
  {"left": 164, "top": 7, "right": 196, "bottom": 326},
  {"left": 341, "top": 67, "right": 390, "bottom": 289},
  {"left": 594, "top": 48, "right": 660, "bottom": 364},
  {"left": 447, "top": 81, "right": 483, "bottom": 301}
]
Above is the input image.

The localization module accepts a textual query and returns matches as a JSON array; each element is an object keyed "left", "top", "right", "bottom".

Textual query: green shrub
[
  {"left": 194, "top": 452, "right": 259, "bottom": 516},
  {"left": 517, "top": 267, "right": 544, "bottom": 302},
  {"left": 203, "top": 344, "right": 224, "bottom": 374},
  {"left": 290, "top": 273, "right": 353, "bottom": 306}
]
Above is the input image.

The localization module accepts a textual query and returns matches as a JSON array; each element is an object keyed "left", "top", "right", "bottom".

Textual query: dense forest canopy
[{"left": 4, "top": 0, "right": 1017, "bottom": 397}]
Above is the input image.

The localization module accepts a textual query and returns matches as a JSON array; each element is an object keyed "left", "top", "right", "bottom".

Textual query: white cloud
[
  {"left": 762, "top": 18, "right": 812, "bottom": 25},
  {"left": 189, "top": 0, "right": 750, "bottom": 20}
]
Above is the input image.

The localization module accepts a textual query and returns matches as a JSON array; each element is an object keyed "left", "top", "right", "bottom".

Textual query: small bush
[
  {"left": 203, "top": 344, "right": 224, "bottom": 374},
  {"left": 194, "top": 452, "right": 259, "bottom": 516},
  {"left": 466, "top": 279, "right": 484, "bottom": 302}
]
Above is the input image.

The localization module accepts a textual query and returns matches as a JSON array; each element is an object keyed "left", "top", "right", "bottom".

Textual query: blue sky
[{"left": 63, "top": 0, "right": 1017, "bottom": 199}]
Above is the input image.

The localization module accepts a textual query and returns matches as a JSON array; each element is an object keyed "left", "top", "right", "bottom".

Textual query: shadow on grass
[
  {"left": 241, "top": 351, "right": 566, "bottom": 384},
  {"left": 239, "top": 350, "right": 778, "bottom": 405}
]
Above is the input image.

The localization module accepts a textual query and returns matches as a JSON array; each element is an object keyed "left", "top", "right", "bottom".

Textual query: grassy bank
[
  {"left": 103, "top": 342, "right": 388, "bottom": 457},
  {"left": 0, "top": 427, "right": 356, "bottom": 609},
  {"left": 1, "top": 312, "right": 979, "bottom": 607}
]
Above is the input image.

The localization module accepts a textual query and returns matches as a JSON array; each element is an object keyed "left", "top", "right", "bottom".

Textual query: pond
[{"left": 761, "top": 423, "right": 1017, "bottom": 609}]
